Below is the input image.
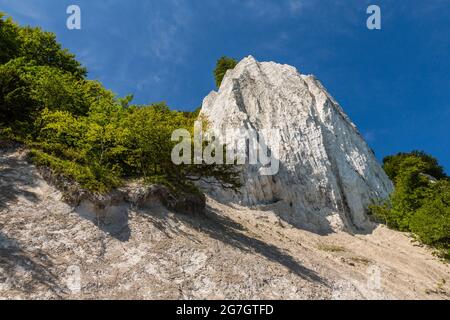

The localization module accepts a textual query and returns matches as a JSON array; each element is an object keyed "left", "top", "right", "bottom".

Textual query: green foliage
[
  {"left": 214, "top": 56, "right": 238, "bottom": 88},
  {"left": 0, "top": 58, "right": 35, "bottom": 130},
  {"left": 18, "top": 26, "right": 86, "bottom": 77},
  {"left": 410, "top": 181, "right": 450, "bottom": 258},
  {"left": 0, "top": 13, "right": 240, "bottom": 208},
  {"left": 33, "top": 102, "right": 240, "bottom": 195},
  {"left": 29, "top": 149, "right": 121, "bottom": 193},
  {"left": 0, "top": 13, "right": 89, "bottom": 132},
  {"left": 117, "top": 103, "right": 189, "bottom": 178},
  {"left": 368, "top": 200, "right": 393, "bottom": 227},
  {"left": 181, "top": 106, "right": 202, "bottom": 119},
  {"left": 0, "top": 13, "right": 86, "bottom": 77},
  {"left": 383, "top": 151, "right": 446, "bottom": 182},
  {"left": 0, "top": 58, "right": 106, "bottom": 135},
  {"left": 0, "top": 12, "right": 20, "bottom": 65},
  {"left": 370, "top": 151, "right": 449, "bottom": 259},
  {"left": 0, "top": 126, "right": 16, "bottom": 141}
]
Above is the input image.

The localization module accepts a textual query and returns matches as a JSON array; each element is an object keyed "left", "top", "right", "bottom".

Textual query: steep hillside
[{"left": 1, "top": 147, "right": 448, "bottom": 299}]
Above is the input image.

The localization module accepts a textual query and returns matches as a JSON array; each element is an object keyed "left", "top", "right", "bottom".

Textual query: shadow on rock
[
  {"left": 203, "top": 160, "right": 378, "bottom": 237},
  {"left": 74, "top": 199, "right": 131, "bottom": 242},
  {"left": 0, "top": 232, "right": 66, "bottom": 297},
  {"left": 0, "top": 149, "right": 40, "bottom": 210},
  {"left": 162, "top": 205, "right": 328, "bottom": 286}
]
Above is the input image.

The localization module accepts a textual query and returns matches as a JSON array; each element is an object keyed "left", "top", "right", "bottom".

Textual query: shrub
[
  {"left": 371, "top": 151, "right": 449, "bottom": 259},
  {"left": 214, "top": 56, "right": 238, "bottom": 88},
  {"left": 29, "top": 149, "right": 121, "bottom": 193},
  {"left": 0, "top": 58, "right": 103, "bottom": 133},
  {"left": 0, "top": 12, "right": 20, "bottom": 65},
  {"left": 409, "top": 181, "right": 450, "bottom": 258},
  {"left": 1, "top": 13, "right": 241, "bottom": 202}
]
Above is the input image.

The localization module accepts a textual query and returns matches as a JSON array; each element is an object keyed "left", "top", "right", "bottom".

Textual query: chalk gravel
[{"left": 0, "top": 148, "right": 448, "bottom": 300}]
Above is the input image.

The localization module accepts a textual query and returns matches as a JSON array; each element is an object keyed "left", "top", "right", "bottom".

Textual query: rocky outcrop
[
  {"left": 35, "top": 163, "right": 206, "bottom": 218},
  {"left": 200, "top": 56, "right": 393, "bottom": 233},
  {"left": 2, "top": 143, "right": 449, "bottom": 300}
]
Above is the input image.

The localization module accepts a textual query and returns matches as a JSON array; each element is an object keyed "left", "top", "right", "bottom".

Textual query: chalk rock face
[{"left": 200, "top": 56, "right": 393, "bottom": 233}]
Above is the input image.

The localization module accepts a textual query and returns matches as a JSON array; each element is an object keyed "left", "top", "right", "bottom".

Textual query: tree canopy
[
  {"left": 370, "top": 151, "right": 449, "bottom": 259},
  {"left": 214, "top": 56, "right": 238, "bottom": 88},
  {"left": 0, "top": 13, "right": 240, "bottom": 198},
  {"left": 0, "top": 12, "right": 86, "bottom": 76}
]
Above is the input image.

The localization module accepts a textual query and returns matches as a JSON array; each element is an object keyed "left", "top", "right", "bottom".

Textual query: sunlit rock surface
[{"left": 200, "top": 56, "right": 393, "bottom": 233}]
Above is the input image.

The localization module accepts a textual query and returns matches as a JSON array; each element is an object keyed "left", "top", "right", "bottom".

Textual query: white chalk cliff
[{"left": 200, "top": 56, "right": 393, "bottom": 233}]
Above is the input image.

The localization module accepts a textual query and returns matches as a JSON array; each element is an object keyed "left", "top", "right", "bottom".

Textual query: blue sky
[{"left": 1, "top": 0, "right": 449, "bottom": 171}]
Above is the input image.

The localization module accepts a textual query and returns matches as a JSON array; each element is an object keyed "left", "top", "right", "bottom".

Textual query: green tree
[
  {"left": 410, "top": 180, "right": 450, "bottom": 257},
  {"left": 0, "top": 59, "right": 34, "bottom": 128},
  {"left": 0, "top": 13, "right": 86, "bottom": 77},
  {"left": 2, "top": 13, "right": 241, "bottom": 205},
  {"left": 383, "top": 151, "right": 446, "bottom": 182},
  {"left": 0, "top": 12, "right": 20, "bottom": 64},
  {"left": 388, "top": 157, "right": 432, "bottom": 230},
  {"left": 214, "top": 56, "right": 238, "bottom": 88},
  {"left": 34, "top": 101, "right": 241, "bottom": 194},
  {"left": 370, "top": 151, "right": 449, "bottom": 259},
  {"left": 18, "top": 26, "right": 86, "bottom": 78},
  {"left": 0, "top": 58, "right": 104, "bottom": 133}
]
